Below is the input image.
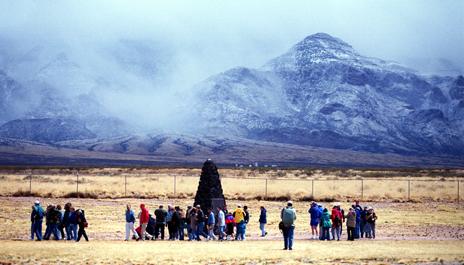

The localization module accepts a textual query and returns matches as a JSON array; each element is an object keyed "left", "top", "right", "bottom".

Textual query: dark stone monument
[{"left": 194, "top": 159, "right": 226, "bottom": 214}]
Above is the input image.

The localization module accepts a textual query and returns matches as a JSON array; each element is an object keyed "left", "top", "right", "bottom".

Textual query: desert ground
[{"left": 0, "top": 168, "right": 463, "bottom": 264}]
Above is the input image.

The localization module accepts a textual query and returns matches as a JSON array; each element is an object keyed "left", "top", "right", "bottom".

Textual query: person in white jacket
[{"left": 217, "top": 207, "right": 226, "bottom": 241}]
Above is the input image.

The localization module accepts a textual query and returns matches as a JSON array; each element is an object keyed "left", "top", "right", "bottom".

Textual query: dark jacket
[
  {"left": 244, "top": 210, "right": 250, "bottom": 224},
  {"left": 62, "top": 210, "right": 70, "bottom": 226},
  {"left": 154, "top": 208, "right": 167, "bottom": 224},
  {"left": 171, "top": 211, "right": 181, "bottom": 227},
  {"left": 196, "top": 209, "right": 205, "bottom": 223},
  {"left": 355, "top": 208, "right": 362, "bottom": 222},
  {"left": 76, "top": 210, "right": 87, "bottom": 229},
  {"left": 69, "top": 211, "right": 78, "bottom": 225},
  {"left": 77, "top": 210, "right": 87, "bottom": 228},
  {"left": 52, "top": 209, "right": 61, "bottom": 225},
  {"left": 367, "top": 212, "right": 377, "bottom": 224},
  {"left": 361, "top": 209, "right": 367, "bottom": 222},
  {"left": 259, "top": 208, "right": 267, "bottom": 224}
]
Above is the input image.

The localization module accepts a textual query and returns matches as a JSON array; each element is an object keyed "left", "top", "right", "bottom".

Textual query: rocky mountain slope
[
  {"left": 0, "top": 33, "right": 463, "bottom": 166},
  {"left": 192, "top": 33, "right": 464, "bottom": 156},
  {"left": 1, "top": 134, "right": 463, "bottom": 167}
]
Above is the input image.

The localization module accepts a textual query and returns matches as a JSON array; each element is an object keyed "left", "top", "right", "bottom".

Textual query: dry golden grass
[
  {"left": 0, "top": 196, "right": 463, "bottom": 264},
  {"left": 0, "top": 167, "right": 462, "bottom": 201},
  {"left": 1, "top": 197, "right": 463, "bottom": 241},
  {"left": 0, "top": 240, "right": 463, "bottom": 265}
]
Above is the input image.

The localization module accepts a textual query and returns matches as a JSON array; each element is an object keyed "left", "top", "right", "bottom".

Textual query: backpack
[
  {"left": 281, "top": 208, "right": 295, "bottom": 227},
  {"left": 34, "top": 207, "right": 44, "bottom": 221}
]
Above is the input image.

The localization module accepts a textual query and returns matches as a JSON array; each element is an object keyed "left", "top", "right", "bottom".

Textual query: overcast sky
[
  {"left": 0, "top": 0, "right": 463, "bottom": 130},
  {"left": 1, "top": 0, "right": 463, "bottom": 73}
]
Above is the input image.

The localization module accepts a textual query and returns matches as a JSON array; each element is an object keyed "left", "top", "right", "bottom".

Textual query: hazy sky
[
  {"left": 0, "top": 0, "right": 463, "bottom": 131},
  {"left": 1, "top": 0, "right": 463, "bottom": 72}
]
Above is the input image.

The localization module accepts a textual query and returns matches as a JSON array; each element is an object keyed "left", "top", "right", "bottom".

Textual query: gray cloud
[{"left": 0, "top": 0, "right": 463, "bottom": 131}]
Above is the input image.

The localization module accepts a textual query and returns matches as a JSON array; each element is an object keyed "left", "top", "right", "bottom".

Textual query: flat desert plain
[{"left": 0, "top": 197, "right": 463, "bottom": 264}]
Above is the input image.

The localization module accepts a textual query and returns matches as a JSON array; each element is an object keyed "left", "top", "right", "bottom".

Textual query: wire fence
[{"left": 0, "top": 171, "right": 461, "bottom": 202}]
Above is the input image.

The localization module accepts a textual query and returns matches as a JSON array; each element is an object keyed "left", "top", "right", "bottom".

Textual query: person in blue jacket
[
  {"left": 125, "top": 204, "right": 139, "bottom": 241},
  {"left": 353, "top": 203, "right": 362, "bottom": 239},
  {"left": 62, "top": 203, "right": 72, "bottom": 240},
  {"left": 317, "top": 204, "right": 324, "bottom": 240},
  {"left": 69, "top": 207, "right": 78, "bottom": 240},
  {"left": 259, "top": 206, "right": 267, "bottom": 237},
  {"left": 308, "top": 202, "right": 321, "bottom": 239},
  {"left": 30, "top": 200, "right": 44, "bottom": 241}
]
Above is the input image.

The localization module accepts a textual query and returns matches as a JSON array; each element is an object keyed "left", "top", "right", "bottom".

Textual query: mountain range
[{"left": 1, "top": 33, "right": 463, "bottom": 167}]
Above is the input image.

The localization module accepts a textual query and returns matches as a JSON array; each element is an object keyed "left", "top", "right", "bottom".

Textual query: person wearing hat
[
  {"left": 30, "top": 200, "right": 44, "bottom": 241},
  {"left": 365, "top": 207, "right": 377, "bottom": 239},
  {"left": 281, "top": 201, "right": 296, "bottom": 250},
  {"left": 233, "top": 204, "right": 246, "bottom": 240}
]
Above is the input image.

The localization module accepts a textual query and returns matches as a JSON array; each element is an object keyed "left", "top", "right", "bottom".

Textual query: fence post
[
  {"left": 125, "top": 175, "right": 127, "bottom": 197},
  {"left": 311, "top": 179, "right": 314, "bottom": 198},
  {"left": 361, "top": 179, "right": 364, "bottom": 200},
  {"left": 265, "top": 178, "right": 268, "bottom": 199},
  {"left": 407, "top": 180, "right": 411, "bottom": 201},
  {"left": 458, "top": 180, "right": 460, "bottom": 204}
]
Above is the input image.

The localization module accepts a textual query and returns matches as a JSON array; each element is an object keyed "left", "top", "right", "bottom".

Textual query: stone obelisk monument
[{"left": 194, "top": 159, "right": 226, "bottom": 214}]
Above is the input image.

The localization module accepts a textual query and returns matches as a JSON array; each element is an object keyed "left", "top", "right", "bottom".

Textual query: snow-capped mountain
[
  {"left": 192, "top": 33, "right": 464, "bottom": 155},
  {"left": 1, "top": 32, "right": 463, "bottom": 166}
]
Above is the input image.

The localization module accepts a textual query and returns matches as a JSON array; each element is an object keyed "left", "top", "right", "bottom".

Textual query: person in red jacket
[
  {"left": 331, "top": 204, "right": 343, "bottom": 241},
  {"left": 139, "top": 204, "right": 150, "bottom": 241},
  {"left": 225, "top": 212, "right": 235, "bottom": 240}
]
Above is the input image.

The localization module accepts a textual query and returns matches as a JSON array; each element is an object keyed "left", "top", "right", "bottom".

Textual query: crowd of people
[
  {"left": 126, "top": 203, "right": 257, "bottom": 241},
  {"left": 307, "top": 200, "right": 377, "bottom": 241},
  {"left": 30, "top": 200, "right": 88, "bottom": 242},
  {"left": 30, "top": 199, "right": 377, "bottom": 249},
  {"left": 279, "top": 200, "right": 378, "bottom": 250}
]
